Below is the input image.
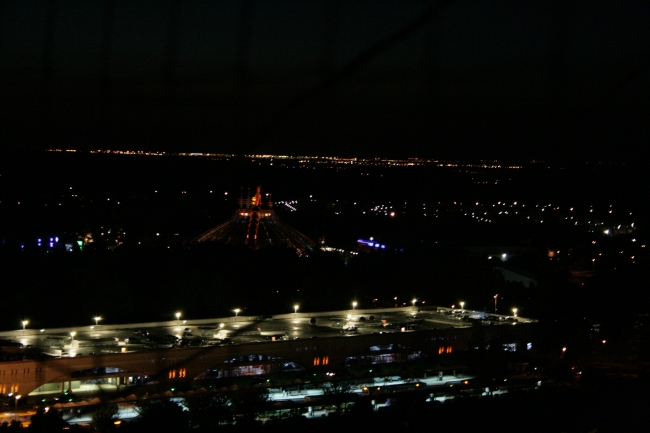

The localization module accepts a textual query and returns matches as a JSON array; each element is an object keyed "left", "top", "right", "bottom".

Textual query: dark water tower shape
[{"left": 192, "top": 186, "right": 316, "bottom": 255}]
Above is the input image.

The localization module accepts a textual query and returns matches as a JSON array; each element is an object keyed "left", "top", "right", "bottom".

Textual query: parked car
[{"left": 341, "top": 327, "right": 359, "bottom": 334}]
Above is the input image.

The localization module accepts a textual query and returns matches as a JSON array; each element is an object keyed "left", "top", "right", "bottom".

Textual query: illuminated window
[
  {"left": 314, "top": 357, "right": 320, "bottom": 366},
  {"left": 323, "top": 356, "right": 329, "bottom": 365},
  {"left": 446, "top": 346, "right": 452, "bottom": 353}
]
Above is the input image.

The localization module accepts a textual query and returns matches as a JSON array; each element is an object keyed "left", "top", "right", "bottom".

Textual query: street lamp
[
  {"left": 512, "top": 308, "right": 518, "bottom": 317},
  {"left": 493, "top": 294, "right": 498, "bottom": 313},
  {"left": 294, "top": 305, "right": 299, "bottom": 319},
  {"left": 70, "top": 331, "right": 76, "bottom": 340},
  {"left": 22, "top": 320, "right": 28, "bottom": 335},
  {"left": 352, "top": 301, "right": 357, "bottom": 311},
  {"left": 592, "top": 258, "right": 595, "bottom": 271},
  {"left": 14, "top": 394, "right": 21, "bottom": 422},
  {"left": 412, "top": 299, "right": 417, "bottom": 308},
  {"left": 234, "top": 308, "right": 240, "bottom": 322},
  {"left": 175, "top": 312, "right": 181, "bottom": 326},
  {"left": 94, "top": 316, "right": 101, "bottom": 327},
  {"left": 460, "top": 301, "right": 465, "bottom": 311}
]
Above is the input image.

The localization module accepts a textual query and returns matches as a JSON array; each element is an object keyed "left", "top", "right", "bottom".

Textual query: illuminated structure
[{"left": 192, "top": 186, "right": 316, "bottom": 255}]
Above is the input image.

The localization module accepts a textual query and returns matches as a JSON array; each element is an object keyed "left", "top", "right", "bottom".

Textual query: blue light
[
  {"left": 49, "top": 242, "right": 54, "bottom": 247},
  {"left": 20, "top": 244, "right": 24, "bottom": 249},
  {"left": 368, "top": 243, "right": 374, "bottom": 247},
  {"left": 37, "top": 238, "right": 42, "bottom": 243},
  {"left": 50, "top": 238, "right": 53, "bottom": 242},
  {"left": 381, "top": 245, "right": 386, "bottom": 249},
  {"left": 55, "top": 237, "right": 59, "bottom": 242}
]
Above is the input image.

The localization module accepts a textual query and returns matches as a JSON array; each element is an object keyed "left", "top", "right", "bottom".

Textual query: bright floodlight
[
  {"left": 412, "top": 299, "right": 417, "bottom": 306},
  {"left": 460, "top": 301, "right": 465, "bottom": 310},
  {"left": 70, "top": 331, "right": 76, "bottom": 340},
  {"left": 512, "top": 308, "right": 518, "bottom": 317},
  {"left": 352, "top": 301, "right": 357, "bottom": 310},
  {"left": 294, "top": 305, "right": 299, "bottom": 313},
  {"left": 175, "top": 312, "right": 181, "bottom": 325},
  {"left": 94, "top": 316, "right": 101, "bottom": 326}
]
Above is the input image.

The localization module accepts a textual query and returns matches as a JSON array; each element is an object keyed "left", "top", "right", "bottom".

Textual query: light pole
[
  {"left": 234, "top": 309, "right": 240, "bottom": 322},
  {"left": 14, "top": 394, "right": 21, "bottom": 422},
  {"left": 22, "top": 320, "right": 28, "bottom": 335},
  {"left": 352, "top": 301, "right": 357, "bottom": 311},
  {"left": 493, "top": 294, "right": 498, "bottom": 313},
  {"left": 175, "top": 312, "right": 181, "bottom": 326},
  {"left": 460, "top": 301, "right": 465, "bottom": 311},
  {"left": 219, "top": 323, "right": 224, "bottom": 335},
  {"left": 512, "top": 308, "right": 518, "bottom": 317},
  {"left": 592, "top": 258, "right": 595, "bottom": 271},
  {"left": 294, "top": 305, "right": 299, "bottom": 319},
  {"left": 94, "top": 316, "right": 101, "bottom": 327}
]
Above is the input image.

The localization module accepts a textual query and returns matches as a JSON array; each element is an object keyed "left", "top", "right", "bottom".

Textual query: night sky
[{"left": 1, "top": 0, "right": 648, "bottom": 160}]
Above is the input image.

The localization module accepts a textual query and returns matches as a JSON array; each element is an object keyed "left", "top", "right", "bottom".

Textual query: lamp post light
[
  {"left": 234, "top": 309, "right": 240, "bottom": 322},
  {"left": 219, "top": 323, "right": 224, "bottom": 335},
  {"left": 352, "top": 301, "right": 357, "bottom": 311},
  {"left": 460, "top": 301, "right": 465, "bottom": 311},
  {"left": 493, "top": 294, "right": 498, "bottom": 313},
  {"left": 412, "top": 299, "right": 417, "bottom": 308},
  {"left": 592, "top": 258, "right": 595, "bottom": 271},
  {"left": 294, "top": 305, "right": 299, "bottom": 319},
  {"left": 22, "top": 320, "right": 28, "bottom": 335},
  {"left": 70, "top": 331, "right": 76, "bottom": 341},
  {"left": 175, "top": 312, "right": 181, "bottom": 326},
  {"left": 14, "top": 394, "right": 21, "bottom": 422},
  {"left": 512, "top": 308, "right": 518, "bottom": 317},
  {"left": 94, "top": 316, "right": 101, "bottom": 327}
]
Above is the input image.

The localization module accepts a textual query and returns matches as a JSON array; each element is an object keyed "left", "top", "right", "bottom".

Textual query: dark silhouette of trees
[
  {"left": 229, "top": 388, "right": 271, "bottom": 424},
  {"left": 29, "top": 408, "right": 68, "bottom": 432},
  {"left": 184, "top": 393, "right": 231, "bottom": 428},
  {"left": 132, "top": 399, "right": 188, "bottom": 432},
  {"left": 322, "top": 381, "right": 355, "bottom": 415},
  {"left": 90, "top": 403, "right": 118, "bottom": 433}
]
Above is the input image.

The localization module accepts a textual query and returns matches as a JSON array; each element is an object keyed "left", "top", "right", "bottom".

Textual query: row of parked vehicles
[{"left": 129, "top": 329, "right": 232, "bottom": 348}]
